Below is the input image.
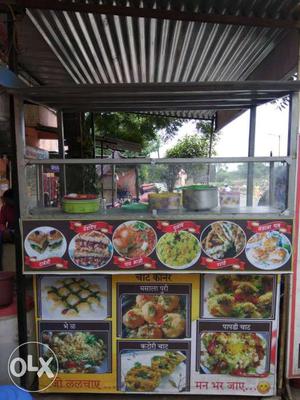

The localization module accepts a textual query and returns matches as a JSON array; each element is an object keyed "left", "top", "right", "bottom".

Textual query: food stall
[
  {"left": 13, "top": 89, "right": 296, "bottom": 396},
  {"left": 2, "top": 2, "right": 300, "bottom": 398}
]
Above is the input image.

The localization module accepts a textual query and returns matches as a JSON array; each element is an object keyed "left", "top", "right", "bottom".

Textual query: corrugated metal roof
[
  {"left": 26, "top": 4, "right": 288, "bottom": 85},
  {"left": 16, "top": 16, "right": 74, "bottom": 86},
  {"left": 12, "top": 1, "right": 300, "bottom": 118}
]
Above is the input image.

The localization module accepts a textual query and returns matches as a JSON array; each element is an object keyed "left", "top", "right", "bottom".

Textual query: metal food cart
[{"left": 1, "top": 1, "right": 300, "bottom": 398}]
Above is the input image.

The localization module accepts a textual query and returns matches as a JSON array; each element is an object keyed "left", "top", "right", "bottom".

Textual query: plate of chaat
[
  {"left": 245, "top": 231, "right": 291, "bottom": 270},
  {"left": 40, "top": 276, "right": 108, "bottom": 320},
  {"left": 121, "top": 294, "right": 187, "bottom": 339},
  {"left": 200, "top": 221, "right": 246, "bottom": 260},
  {"left": 200, "top": 332, "right": 268, "bottom": 376},
  {"left": 156, "top": 231, "right": 201, "bottom": 269},
  {"left": 120, "top": 350, "right": 187, "bottom": 392}
]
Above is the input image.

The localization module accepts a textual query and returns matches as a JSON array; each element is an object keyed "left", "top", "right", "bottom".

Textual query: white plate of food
[
  {"left": 40, "top": 276, "right": 108, "bottom": 319},
  {"left": 201, "top": 221, "right": 246, "bottom": 260},
  {"left": 41, "top": 330, "right": 108, "bottom": 374},
  {"left": 68, "top": 230, "right": 113, "bottom": 270},
  {"left": 156, "top": 231, "right": 201, "bottom": 269},
  {"left": 120, "top": 350, "right": 187, "bottom": 392},
  {"left": 25, "top": 226, "right": 67, "bottom": 260},
  {"left": 200, "top": 331, "right": 268, "bottom": 376},
  {"left": 113, "top": 221, "right": 157, "bottom": 260},
  {"left": 245, "top": 231, "right": 291, "bottom": 270}
]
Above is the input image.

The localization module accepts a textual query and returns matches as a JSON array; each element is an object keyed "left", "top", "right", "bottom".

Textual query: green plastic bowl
[
  {"left": 180, "top": 185, "right": 217, "bottom": 190},
  {"left": 62, "top": 197, "right": 100, "bottom": 213},
  {"left": 121, "top": 203, "right": 149, "bottom": 212}
]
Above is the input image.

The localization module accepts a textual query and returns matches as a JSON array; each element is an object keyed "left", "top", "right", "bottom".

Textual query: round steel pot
[{"left": 182, "top": 186, "right": 218, "bottom": 211}]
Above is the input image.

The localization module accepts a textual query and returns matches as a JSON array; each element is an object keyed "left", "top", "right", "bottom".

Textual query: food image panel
[
  {"left": 202, "top": 275, "right": 276, "bottom": 319},
  {"left": 25, "top": 226, "right": 67, "bottom": 260},
  {"left": 245, "top": 231, "right": 292, "bottom": 270},
  {"left": 117, "top": 283, "right": 191, "bottom": 339},
  {"left": 200, "top": 332, "right": 268, "bottom": 376},
  {"left": 113, "top": 221, "right": 157, "bottom": 260},
  {"left": 118, "top": 341, "right": 190, "bottom": 393},
  {"left": 39, "top": 321, "right": 111, "bottom": 374},
  {"left": 69, "top": 230, "right": 113, "bottom": 270},
  {"left": 201, "top": 221, "right": 246, "bottom": 260},
  {"left": 156, "top": 231, "right": 201, "bottom": 269},
  {"left": 22, "top": 219, "right": 293, "bottom": 273},
  {"left": 197, "top": 320, "right": 271, "bottom": 377},
  {"left": 39, "top": 275, "right": 110, "bottom": 320}
]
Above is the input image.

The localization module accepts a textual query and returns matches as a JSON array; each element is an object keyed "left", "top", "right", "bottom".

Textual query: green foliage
[
  {"left": 166, "top": 121, "right": 217, "bottom": 159},
  {"left": 86, "top": 112, "right": 184, "bottom": 149},
  {"left": 167, "top": 134, "right": 211, "bottom": 158}
]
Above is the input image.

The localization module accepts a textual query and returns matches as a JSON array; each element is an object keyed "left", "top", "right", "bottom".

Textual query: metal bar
[
  {"left": 42, "top": 105, "right": 274, "bottom": 112},
  {"left": 14, "top": 0, "right": 300, "bottom": 29},
  {"left": 25, "top": 156, "right": 292, "bottom": 165},
  {"left": 100, "top": 141, "right": 104, "bottom": 199},
  {"left": 247, "top": 107, "right": 256, "bottom": 206},
  {"left": 111, "top": 151, "right": 115, "bottom": 207},
  {"left": 208, "top": 118, "right": 214, "bottom": 158},
  {"left": 287, "top": 92, "right": 299, "bottom": 213},
  {"left": 91, "top": 112, "right": 95, "bottom": 159},
  {"left": 37, "top": 164, "right": 44, "bottom": 207},
  {"left": 8, "top": 17, "right": 29, "bottom": 388},
  {"left": 5, "top": 80, "right": 300, "bottom": 93},
  {"left": 57, "top": 111, "right": 66, "bottom": 197},
  {"left": 269, "top": 160, "right": 275, "bottom": 206},
  {"left": 206, "top": 118, "right": 214, "bottom": 182},
  {"left": 10, "top": 95, "right": 29, "bottom": 389},
  {"left": 35, "top": 164, "right": 39, "bottom": 207},
  {"left": 26, "top": 96, "right": 283, "bottom": 105},
  {"left": 135, "top": 166, "right": 140, "bottom": 202},
  {"left": 278, "top": 275, "right": 290, "bottom": 395}
]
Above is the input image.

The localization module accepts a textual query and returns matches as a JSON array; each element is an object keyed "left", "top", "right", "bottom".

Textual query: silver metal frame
[
  {"left": 287, "top": 92, "right": 299, "bottom": 213},
  {"left": 247, "top": 106, "right": 256, "bottom": 206},
  {"left": 13, "top": 97, "right": 27, "bottom": 216},
  {"left": 25, "top": 156, "right": 291, "bottom": 165},
  {"left": 57, "top": 111, "right": 66, "bottom": 197}
]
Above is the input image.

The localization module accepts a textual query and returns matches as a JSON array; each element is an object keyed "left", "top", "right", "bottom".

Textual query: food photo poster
[
  {"left": 35, "top": 273, "right": 280, "bottom": 395},
  {"left": 22, "top": 219, "right": 293, "bottom": 273}
]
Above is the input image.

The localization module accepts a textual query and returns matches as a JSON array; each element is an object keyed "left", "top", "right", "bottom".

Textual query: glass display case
[{"left": 24, "top": 157, "right": 291, "bottom": 219}]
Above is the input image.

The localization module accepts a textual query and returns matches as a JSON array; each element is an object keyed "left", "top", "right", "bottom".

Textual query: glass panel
[
  {"left": 25, "top": 160, "right": 288, "bottom": 212},
  {"left": 214, "top": 110, "right": 250, "bottom": 157},
  {"left": 255, "top": 97, "right": 289, "bottom": 156}
]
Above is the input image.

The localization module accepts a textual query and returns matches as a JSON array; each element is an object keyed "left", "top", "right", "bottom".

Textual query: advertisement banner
[
  {"left": 22, "top": 218, "right": 293, "bottom": 273},
  {"left": 35, "top": 273, "right": 280, "bottom": 395}
]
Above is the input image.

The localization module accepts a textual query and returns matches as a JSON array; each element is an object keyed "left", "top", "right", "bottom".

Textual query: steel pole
[{"left": 246, "top": 107, "right": 256, "bottom": 206}]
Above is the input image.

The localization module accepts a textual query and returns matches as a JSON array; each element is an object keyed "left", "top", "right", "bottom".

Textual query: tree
[
  {"left": 85, "top": 112, "right": 184, "bottom": 151},
  {"left": 166, "top": 133, "right": 214, "bottom": 158},
  {"left": 163, "top": 131, "right": 218, "bottom": 190}
]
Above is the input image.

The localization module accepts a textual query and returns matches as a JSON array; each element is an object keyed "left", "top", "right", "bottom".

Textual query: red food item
[
  {"left": 65, "top": 360, "right": 78, "bottom": 369},
  {"left": 207, "top": 339, "right": 217, "bottom": 354}
]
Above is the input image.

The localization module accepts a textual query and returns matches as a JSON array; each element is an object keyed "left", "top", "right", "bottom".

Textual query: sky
[{"left": 151, "top": 100, "right": 289, "bottom": 158}]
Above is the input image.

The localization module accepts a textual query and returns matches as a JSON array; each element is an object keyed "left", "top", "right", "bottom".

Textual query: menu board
[
  {"left": 22, "top": 218, "right": 293, "bottom": 273},
  {"left": 36, "top": 273, "right": 280, "bottom": 396}
]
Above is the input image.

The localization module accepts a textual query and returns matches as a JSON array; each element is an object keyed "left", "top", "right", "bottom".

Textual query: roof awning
[{"left": 2, "top": 1, "right": 300, "bottom": 121}]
